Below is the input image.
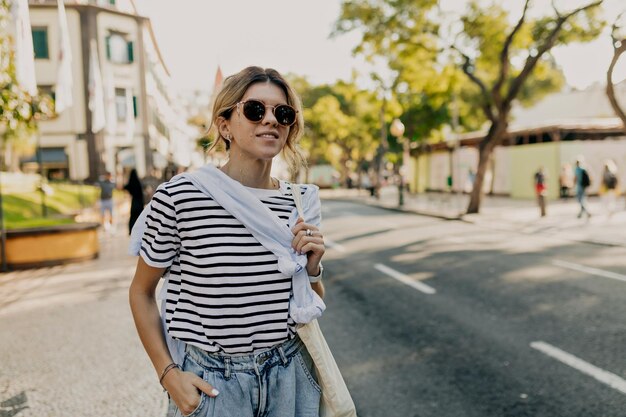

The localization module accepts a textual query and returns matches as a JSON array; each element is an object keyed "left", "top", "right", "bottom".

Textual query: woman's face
[{"left": 224, "top": 82, "right": 291, "bottom": 162}]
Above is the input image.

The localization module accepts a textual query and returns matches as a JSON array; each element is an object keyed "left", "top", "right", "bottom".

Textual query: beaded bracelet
[{"left": 159, "top": 362, "right": 181, "bottom": 385}]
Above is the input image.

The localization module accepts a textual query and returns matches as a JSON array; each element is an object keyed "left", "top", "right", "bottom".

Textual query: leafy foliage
[{"left": 0, "top": 0, "right": 53, "bottom": 142}]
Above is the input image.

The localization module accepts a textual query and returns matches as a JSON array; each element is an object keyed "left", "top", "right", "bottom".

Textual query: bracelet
[
  {"left": 309, "top": 263, "right": 323, "bottom": 283},
  {"left": 159, "top": 362, "right": 180, "bottom": 385}
]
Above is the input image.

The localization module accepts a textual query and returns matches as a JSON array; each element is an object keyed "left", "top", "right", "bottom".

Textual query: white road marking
[
  {"left": 530, "top": 341, "right": 626, "bottom": 395},
  {"left": 325, "top": 239, "right": 347, "bottom": 253},
  {"left": 552, "top": 259, "right": 626, "bottom": 284},
  {"left": 374, "top": 263, "right": 436, "bottom": 294}
]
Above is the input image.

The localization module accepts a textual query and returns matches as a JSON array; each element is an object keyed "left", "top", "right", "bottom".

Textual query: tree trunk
[
  {"left": 466, "top": 120, "right": 507, "bottom": 214},
  {"left": 607, "top": 42, "right": 626, "bottom": 133}
]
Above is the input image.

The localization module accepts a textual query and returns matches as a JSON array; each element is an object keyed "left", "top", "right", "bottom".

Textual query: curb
[{"left": 324, "top": 195, "right": 626, "bottom": 248}]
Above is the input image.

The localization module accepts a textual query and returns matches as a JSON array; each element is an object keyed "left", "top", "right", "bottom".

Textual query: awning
[{"left": 21, "top": 148, "right": 68, "bottom": 164}]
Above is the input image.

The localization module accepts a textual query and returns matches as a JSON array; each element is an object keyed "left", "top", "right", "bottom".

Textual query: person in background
[
  {"left": 559, "top": 163, "right": 573, "bottom": 199},
  {"left": 601, "top": 159, "right": 619, "bottom": 219},
  {"left": 97, "top": 171, "right": 116, "bottom": 231},
  {"left": 124, "top": 168, "right": 145, "bottom": 234},
  {"left": 574, "top": 158, "right": 591, "bottom": 219},
  {"left": 534, "top": 166, "right": 547, "bottom": 217}
]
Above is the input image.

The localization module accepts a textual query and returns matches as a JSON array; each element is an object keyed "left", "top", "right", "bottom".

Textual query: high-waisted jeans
[{"left": 166, "top": 335, "right": 321, "bottom": 417}]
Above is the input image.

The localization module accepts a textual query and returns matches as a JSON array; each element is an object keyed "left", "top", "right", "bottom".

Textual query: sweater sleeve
[{"left": 302, "top": 184, "right": 322, "bottom": 228}]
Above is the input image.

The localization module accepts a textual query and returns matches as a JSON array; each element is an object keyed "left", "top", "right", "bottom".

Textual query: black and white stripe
[{"left": 140, "top": 177, "right": 305, "bottom": 354}]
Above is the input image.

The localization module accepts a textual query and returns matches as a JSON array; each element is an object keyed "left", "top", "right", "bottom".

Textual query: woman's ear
[{"left": 217, "top": 116, "right": 230, "bottom": 141}]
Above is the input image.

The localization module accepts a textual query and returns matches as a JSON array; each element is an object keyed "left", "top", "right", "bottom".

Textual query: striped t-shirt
[{"left": 140, "top": 177, "right": 308, "bottom": 354}]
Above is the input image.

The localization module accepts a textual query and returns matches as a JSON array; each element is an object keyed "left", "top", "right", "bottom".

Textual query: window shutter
[
  {"left": 132, "top": 96, "right": 138, "bottom": 118},
  {"left": 105, "top": 36, "right": 111, "bottom": 60},
  {"left": 32, "top": 29, "right": 49, "bottom": 59},
  {"left": 127, "top": 41, "right": 134, "bottom": 63},
  {"left": 109, "top": 0, "right": 116, "bottom": 5}
]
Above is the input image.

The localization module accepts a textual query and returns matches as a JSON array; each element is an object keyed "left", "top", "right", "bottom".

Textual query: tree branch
[
  {"left": 610, "top": 12, "right": 625, "bottom": 46},
  {"left": 505, "top": 0, "right": 603, "bottom": 105},
  {"left": 492, "top": 0, "right": 531, "bottom": 107},
  {"left": 450, "top": 45, "right": 496, "bottom": 123},
  {"left": 551, "top": 0, "right": 563, "bottom": 19}
]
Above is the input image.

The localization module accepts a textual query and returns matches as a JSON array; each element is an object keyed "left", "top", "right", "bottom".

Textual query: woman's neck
[{"left": 219, "top": 160, "right": 277, "bottom": 189}]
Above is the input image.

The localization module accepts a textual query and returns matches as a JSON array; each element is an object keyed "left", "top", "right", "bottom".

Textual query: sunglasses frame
[{"left": 236, "top": 99, "right": 298, "bottom": 127}]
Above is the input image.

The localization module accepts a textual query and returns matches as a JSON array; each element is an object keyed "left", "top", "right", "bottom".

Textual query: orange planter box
[{"left": 2, "top": 223, "right": 100, "bottom": 269}]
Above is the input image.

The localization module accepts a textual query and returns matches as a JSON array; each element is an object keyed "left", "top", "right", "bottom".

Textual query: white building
[{"left": 26, "top": 0, "right": 194, "bottom": 182}]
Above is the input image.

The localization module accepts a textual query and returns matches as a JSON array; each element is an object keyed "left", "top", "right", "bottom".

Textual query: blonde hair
[{"left": 208, "top": 66, "right": 306, "bottom": 173}]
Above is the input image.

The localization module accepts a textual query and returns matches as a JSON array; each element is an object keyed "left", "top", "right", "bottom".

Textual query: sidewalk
[{"left": 320, "top": 186, "right": 626, "bottom": 247}]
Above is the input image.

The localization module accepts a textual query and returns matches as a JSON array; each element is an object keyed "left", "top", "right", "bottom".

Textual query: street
[
  {"left": 321, "top": 200, "right": 626, "bottom": 417},
  {"left": 1, "top": 198, "right": 625, "bottom": 416}
]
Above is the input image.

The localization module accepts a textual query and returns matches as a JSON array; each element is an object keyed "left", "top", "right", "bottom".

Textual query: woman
[
  {"left": 129, "top": 66, "right": 326, "bottom": 417},
  {"left": 123, "top": 168, "right": 145, "bottom": 234}
]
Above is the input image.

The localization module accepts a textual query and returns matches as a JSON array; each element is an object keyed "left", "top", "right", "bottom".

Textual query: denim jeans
[
  {"left": 576, "top": 188, "right": 589, "bottom": 217},
  {"left": 166, "top": 335, "right": 321, "bottom": 417}
]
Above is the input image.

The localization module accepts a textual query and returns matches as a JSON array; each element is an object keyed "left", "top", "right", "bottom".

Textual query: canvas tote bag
[{"left": 292, "top": 184, "right": 358, "bottom": 417}]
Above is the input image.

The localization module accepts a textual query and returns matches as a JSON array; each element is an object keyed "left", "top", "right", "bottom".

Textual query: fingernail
[{"left": 211, "top": 388, "right": 220, "bottom": 396}]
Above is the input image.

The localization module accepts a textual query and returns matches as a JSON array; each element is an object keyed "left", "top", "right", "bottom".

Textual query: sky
[{"left": 137, "top": 0, "right": 626, "bottom": 94}]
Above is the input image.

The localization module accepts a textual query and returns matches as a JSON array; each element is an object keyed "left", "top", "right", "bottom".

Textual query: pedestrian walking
[
  {"left": 534, "top": 166, "right": 547, "bottom": 217},
  {"left": 600, "top": 159, "right": 619, "bottom": 219},
  {"left": 128, "top": 67, "right": 333, "bottom": 417},
  {"left": 574, "top": 158, "right": 592, "bottom": 219},
  {"left": 559, "top": 163, "right": 573, "bottom": 199},
  {"left": 123, "top": 168, "right": 145, "bottom": 234},
  {"left": 97, "top": 171, "right": 116, "bottom": 231}
]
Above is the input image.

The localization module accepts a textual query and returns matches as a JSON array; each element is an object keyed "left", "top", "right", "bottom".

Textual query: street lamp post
[{"left": 390, "top": 118, "right": 406, "bottom": 207}]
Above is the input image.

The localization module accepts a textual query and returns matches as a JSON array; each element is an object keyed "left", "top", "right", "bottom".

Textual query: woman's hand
[
  {"left": 291, "top": 217, "right": 325, "bottom": 276},
  {"left": 162, "top": 368, "right": 219, "bottom": 415}
]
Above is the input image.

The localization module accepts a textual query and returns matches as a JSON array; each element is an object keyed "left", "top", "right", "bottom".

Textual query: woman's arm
[
  {"left": 128, "top": 257, "right": 172, "bottom": 379},
  {"left": 129, "top": 257, "right": 218, "bottom": 414},
  {"left": 311, "top": 281, "right": 325, "bottom": 298}
]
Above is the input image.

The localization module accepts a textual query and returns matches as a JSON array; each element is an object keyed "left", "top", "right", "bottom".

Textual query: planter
[{"left": 1, "top": 222, "right": 100, "bottom": 269}]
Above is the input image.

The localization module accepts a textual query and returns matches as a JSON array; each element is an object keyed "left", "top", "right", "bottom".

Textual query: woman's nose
[{"left": 261, "top": 107, "right": 279, "bottom": 126}]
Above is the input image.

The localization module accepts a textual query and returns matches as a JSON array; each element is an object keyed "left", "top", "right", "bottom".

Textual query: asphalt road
[{"left": 319, "top": 199, "right": 626, "bottom": 417}]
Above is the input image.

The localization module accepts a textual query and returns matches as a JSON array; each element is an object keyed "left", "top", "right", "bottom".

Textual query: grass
[{"left": 1, "top": 183, "right": 101, "bottom": 230}]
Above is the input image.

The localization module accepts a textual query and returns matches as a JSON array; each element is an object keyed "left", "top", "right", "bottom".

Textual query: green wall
[
  {"left": 416, "top": 154, "right": 429, "bottom": 193},
  {"left": 510, "top": 142, "right": 560, "bottom": 199}
]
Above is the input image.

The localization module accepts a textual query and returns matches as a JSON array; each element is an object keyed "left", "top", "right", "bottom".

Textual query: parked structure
[
  {"left": 411, "top": 82, "right": 626, "bottom": 200},
  {"left": 24, "top": 0, "right": 195, "bottom": 182}
]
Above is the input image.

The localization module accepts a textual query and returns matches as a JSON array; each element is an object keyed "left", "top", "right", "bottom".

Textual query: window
[
  {"left": 115, "top": 89, "right": 138, "bottom": 120},
  {"left": 106, "top": 33, "right": 134, "bottom": 64},
  {"left": 32, "top": 28, "right": 49, "bottom": 59},
  {"left": 115, "top": 88, "right": 127, "bottom": 121}
]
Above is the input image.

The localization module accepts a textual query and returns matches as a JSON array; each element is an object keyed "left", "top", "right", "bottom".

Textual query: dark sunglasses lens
[
  {"left": 275, "top": 105, "right": 296, "bottom": 126},
  {"left": 242, "top": 100, "right": 265, "bottom": 122}
]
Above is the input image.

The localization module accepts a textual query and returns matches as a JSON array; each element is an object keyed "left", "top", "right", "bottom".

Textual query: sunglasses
[{"left": 236, "top": 100, "right": 298, "bottom": 127}]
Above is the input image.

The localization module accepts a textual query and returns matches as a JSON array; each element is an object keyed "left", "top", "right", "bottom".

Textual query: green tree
[
  {"left": 334, "top": 0, "right": 466, "bottom": 193},
  {"left": 304, "top": 85, "right": 380, "bottom": 181},
  {"left": 452, "top": 0, "right": 602, "bottom": 212},
  {"left": 0, "top": 0, "right": 53, "bottom": 169},
  {"left": 290, "top": 75, "right": 380, "bottom": 180},
  {"left": 335, "top": 0, "right": 604, "bottom": 213}
]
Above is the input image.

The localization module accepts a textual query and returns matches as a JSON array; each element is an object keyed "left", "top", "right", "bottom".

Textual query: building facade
[{"left": 26, "top": 0, "right": 194, "bottom": 182}]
